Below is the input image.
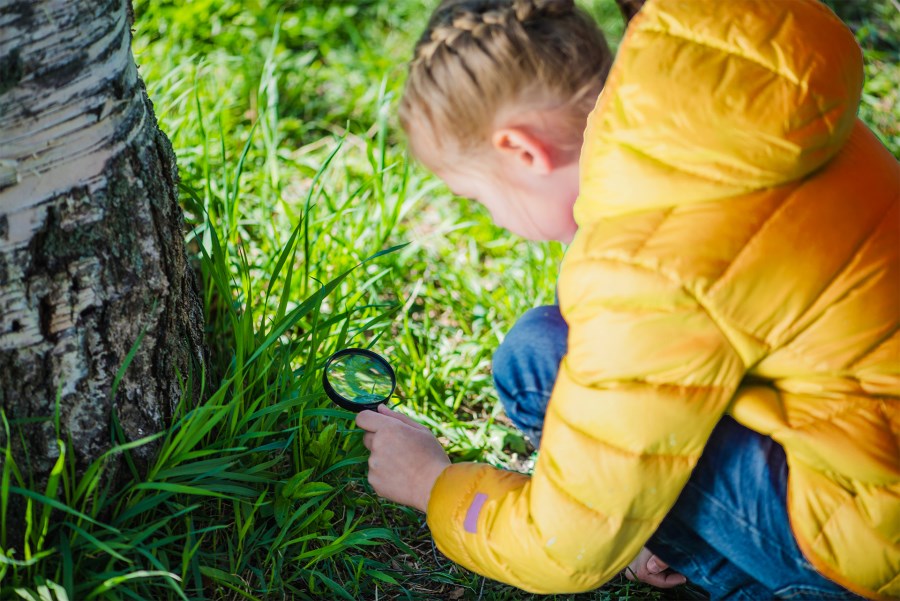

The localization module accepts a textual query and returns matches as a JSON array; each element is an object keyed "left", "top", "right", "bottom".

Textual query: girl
[{"left": 357, "top": 0, "right": 899, "bottom": 598}]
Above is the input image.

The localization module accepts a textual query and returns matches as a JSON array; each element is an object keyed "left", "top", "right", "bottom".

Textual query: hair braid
[
  {"left": 412, "top": 4, "right": 512, "bottom": 69},
  {"left": 511, "top": 0, "right": 574, "bottom": 21},
  {"left": 412, "top": 0, "right": 576, "bottom": 67},
  {"left": 401, "top": 0, "right": 612, "bottom": 159}
]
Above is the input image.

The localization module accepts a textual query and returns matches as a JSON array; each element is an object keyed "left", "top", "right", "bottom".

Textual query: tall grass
[
  {"left": 2, "top": 0, "right": 895, "bottom": 599},
  {"left": 0, "top": 153, "right": 412, "bottom": 600}
]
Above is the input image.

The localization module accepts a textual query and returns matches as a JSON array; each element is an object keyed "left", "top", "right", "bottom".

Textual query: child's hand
[
  {"left": 356, "top": 405, "right": 451, "bottom": 512},
  {"left": 624, "top": 547, "right": 687, "bottom": 589}
]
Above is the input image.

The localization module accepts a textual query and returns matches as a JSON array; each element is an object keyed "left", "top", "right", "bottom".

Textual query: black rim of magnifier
[{"left": 322, "top": 348, "right": 396, "bottom": 413}]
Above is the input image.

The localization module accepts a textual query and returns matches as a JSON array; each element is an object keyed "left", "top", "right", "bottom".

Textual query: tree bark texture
[{"left": 0, "top": 0, "right": 205, "bottom": 481}]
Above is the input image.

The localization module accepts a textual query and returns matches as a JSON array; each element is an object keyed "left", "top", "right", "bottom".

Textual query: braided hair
[{"left": 400, "top": 0, "right": 612, "bottom": 161}]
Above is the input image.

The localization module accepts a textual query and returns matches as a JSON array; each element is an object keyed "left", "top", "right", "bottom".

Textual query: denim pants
[{"left": 492, "top": 306, "right": 859, "bottom": 600}]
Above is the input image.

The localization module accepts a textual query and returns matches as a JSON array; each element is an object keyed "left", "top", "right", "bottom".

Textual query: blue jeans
[{"left": 492, "top": 305, "right": 859, "bottom": 600}]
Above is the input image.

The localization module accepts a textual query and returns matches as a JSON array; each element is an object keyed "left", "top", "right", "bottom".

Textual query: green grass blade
[
  {"left": 63, "top": 523, "right": 132, "bottom": 564},
  {"left": 9, "top": 487, "right": 120, "bottom": 535},
  {"left": 85, "top": 570, "right": 184, "bottom": 601}
]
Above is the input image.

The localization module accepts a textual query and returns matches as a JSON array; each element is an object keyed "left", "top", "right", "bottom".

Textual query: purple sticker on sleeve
[{"left": 463, "top": 493, "right": 488, "bottom": 534}]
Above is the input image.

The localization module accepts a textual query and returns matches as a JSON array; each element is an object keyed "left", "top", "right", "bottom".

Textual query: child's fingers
[
  {"left": 623, "top": 551, "right": 686, "bottom": 589},
  {"left": 362, "top": 432, "right": 374, "bottom": 450},
  {"left": 644, "top": 555, "right": 686, "bottom": 588},
  {"left": 647, "top": 556, "right": 668, "bottom": 573},
  {"left": 376, "top": 404, "right": 429, "bottom": 431},
  {"left": 645, "top": 570, "right": 687, "bottom": 588},
  {"left": 356, "top": 408, "right": 390, "bottom": 432}
]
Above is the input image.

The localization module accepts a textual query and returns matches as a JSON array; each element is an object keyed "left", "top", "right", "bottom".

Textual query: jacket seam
[
  {"left": 707, "top": 186, "right": 795, "bottom": 301},
  {"left": 540, "top": 446, "right": 662, "bottom": 526},
  {"left": 848, "top": 324, "right": 900, "bottom": 373},
  {"left": 784, "top": 395, "right": 857, "bottom": 431},
  {"left": 879, "top": 569, "right": 900, "bottom": 594},
  {"left": 637, "top": 22, "right": 856, "bottom": 153},
  {"left": 521, "top": 512, "right": 578, "bottom": 583},
  {"left": 564, "top": 377, "right": 730, "bottom": 393},
  {"left": 564, "top": 251, "right": 764, "bottom": 368},
  {"left": 636, "top": 24, "right": 803, "bottom": 86},
  {"left": 763, "top": 336, "right": 879, "bottom": 379},
  {"left": 549, "top": 402, "right": 700, "bottom": 462},
  {"left": 607, "top": 137, "right": 755, "bottom": 187},
  {"left": 807, "top": 495, "right": 852, "bottom": 550},
  {"left": 627, "top": 207, "right": 675, "bottom": 258},
  {"left": 772, "top": 197, "right": 899, "bottom": 356}
]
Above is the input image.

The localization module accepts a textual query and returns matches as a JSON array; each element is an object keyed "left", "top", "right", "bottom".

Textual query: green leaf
[
  {"left": 317, "top": 423, "right": 337, "bottom": 448},
  {"left": 64, "top": 522, "right": 132, "bottom": 564},
  {"left": 368, "top": 569, "right": 399, "bottom": 585},
  {"left": 281, "top": 468, "right": 314, "bottom": 498},
  {"left": 199, "top": 565, "right": 243, "bottom": 587},
  {"left": 9, "top": 487, "right": 120, "bottom": 535},
  {"left": 85, "top": 571, "right": 184, "bottom": 600},
  {"left": 292, "top": 481, "right": 333, "bottom": 499},
  {"left": 13, "top": 589, "right": 40, "bottom": 601},
  {"left": 273, "top": 493, "right": 291, "bottom": 528},
  {"left": 133, "top": 482, "right": 232, "bottom": 499}
]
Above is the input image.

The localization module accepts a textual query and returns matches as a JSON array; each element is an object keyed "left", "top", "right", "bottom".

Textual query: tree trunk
[{"left": 0, "top": 0, "right": 204, "bottom": 488}]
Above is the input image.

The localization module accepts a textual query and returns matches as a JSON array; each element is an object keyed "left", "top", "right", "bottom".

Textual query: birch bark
[{"left": 0, "top": 0, "right": 205, "bottom": 484}]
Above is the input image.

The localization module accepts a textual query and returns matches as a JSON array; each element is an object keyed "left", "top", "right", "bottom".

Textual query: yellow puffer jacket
[{"left": 425, "top": 0, "right": 900, "bottom": 598}]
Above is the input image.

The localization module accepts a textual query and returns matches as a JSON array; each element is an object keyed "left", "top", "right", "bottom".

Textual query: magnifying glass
[{"left": 322, "top": 348, "right": 396, "bottom": 412}]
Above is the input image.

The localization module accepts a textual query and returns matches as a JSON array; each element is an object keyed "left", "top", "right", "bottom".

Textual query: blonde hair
[{"left": 400, "top": 0, "right": 613, "bottom": 161}]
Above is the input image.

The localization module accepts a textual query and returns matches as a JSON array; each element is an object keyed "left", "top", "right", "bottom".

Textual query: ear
[{"left": 491, "top": 127, "right": 554, "bottom": 176}]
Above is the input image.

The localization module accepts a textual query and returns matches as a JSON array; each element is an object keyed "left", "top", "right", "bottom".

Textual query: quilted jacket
[{"left": 425, "top": 0, "right": 900, "bottom": 598}]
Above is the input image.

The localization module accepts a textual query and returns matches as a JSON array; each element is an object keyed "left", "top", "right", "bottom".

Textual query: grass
[{"left": 1, "top": 0, "right": 896, "bottom": 599}]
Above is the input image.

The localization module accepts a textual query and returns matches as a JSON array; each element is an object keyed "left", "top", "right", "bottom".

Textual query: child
[{"left": 357, "top": 0, "right": 899, "bottom": 598}]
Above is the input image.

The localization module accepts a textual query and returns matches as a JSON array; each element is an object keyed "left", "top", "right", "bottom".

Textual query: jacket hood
[{"left": 575, "top": 0, "right": 864, "bottom": 223}]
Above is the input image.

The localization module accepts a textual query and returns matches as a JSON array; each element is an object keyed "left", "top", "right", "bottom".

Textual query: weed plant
[{"left": 2, "top": 0, "right": 896, "bottom": 599}]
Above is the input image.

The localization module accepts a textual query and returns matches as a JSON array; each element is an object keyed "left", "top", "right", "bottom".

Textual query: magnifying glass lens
[{"left": 322, "top": 348, "right": 396, "bottom": 412}]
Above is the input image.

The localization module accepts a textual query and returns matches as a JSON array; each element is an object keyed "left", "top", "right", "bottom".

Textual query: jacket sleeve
[{"left": 426, "top": 252, "right": 748, "bottom": 593}]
